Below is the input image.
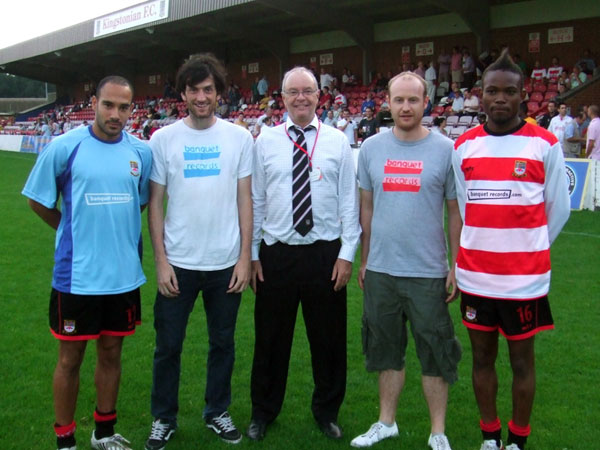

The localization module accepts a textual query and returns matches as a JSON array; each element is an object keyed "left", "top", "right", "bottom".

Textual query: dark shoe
[
  {"left": 247, "top": 420, "right": 267, "bottom": 441},
  {"left": 206, "top": 411, "right": 242, "bottom": 444},
  {"left": 145, "top": 419, "right": 176, "bottom": 450},
  {"left": 319, "top": 421, "right": 343, "bottom": 439}
]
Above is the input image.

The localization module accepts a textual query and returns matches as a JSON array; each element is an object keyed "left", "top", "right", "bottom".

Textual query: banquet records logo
[{"left": 565, "top": 165, "right": 576, "bottom": 195}]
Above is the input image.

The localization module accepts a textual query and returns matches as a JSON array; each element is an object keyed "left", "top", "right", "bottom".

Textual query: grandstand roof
[{"left": 0, "top": 0, "right": 516, "bottom": 85}]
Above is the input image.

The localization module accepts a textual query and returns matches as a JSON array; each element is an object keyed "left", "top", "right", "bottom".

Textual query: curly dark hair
[{"left": 176, "top": 53, "right": 227, "bottom": 95}]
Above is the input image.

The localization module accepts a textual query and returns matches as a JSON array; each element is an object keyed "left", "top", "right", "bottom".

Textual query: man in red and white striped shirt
[{"left": 452, "top": 50, "right": 570, "bottom": 450}]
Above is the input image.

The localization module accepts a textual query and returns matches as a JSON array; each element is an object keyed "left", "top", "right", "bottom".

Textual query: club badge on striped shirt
[
  {"left": 512, "top": 160, "right": 527, "bottom": 178},
  {"left": 465, "top": 306, "right": 477, "bottom": 322}
]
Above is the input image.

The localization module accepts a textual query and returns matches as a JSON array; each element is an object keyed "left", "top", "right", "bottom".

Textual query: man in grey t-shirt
[{"left": 351, "top": 72, "right": 462, "bottom": 450}]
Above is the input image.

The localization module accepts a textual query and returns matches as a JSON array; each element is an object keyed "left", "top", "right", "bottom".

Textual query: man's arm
[
  {"left": 586, "top": 138, "right": 596, "bottom": 158},
  {"left": 332, "top": 140, "right": 360, "bottom": 291},
  {"left": 148, "top": 180, "right": 179, "bottom": 298},
  {"left": 251, "top": 138, "right": 267, "bottom": 293},
  {"left": 28, "top": 198, "right": 61, "bottom": 230},
  {"left": 544, "top": 143, "right": 571, "bottom": 244},
  {"left": 228, "top": 175, "right": 252, "bottom": 293},
  {"left": 445, "top": 198, "right": 462, "bottom": 302},
  {"left": 358, "top": 189, "right": 373, "bottom": 290}
]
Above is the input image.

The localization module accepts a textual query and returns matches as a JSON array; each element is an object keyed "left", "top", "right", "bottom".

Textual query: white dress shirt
[{"left": 252, "top": 115, "right": 360, "bottom": 262}]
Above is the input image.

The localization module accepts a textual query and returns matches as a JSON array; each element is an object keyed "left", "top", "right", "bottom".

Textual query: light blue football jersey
[{"left": 22, "top": 126, "right": 152, "bottom": 295}]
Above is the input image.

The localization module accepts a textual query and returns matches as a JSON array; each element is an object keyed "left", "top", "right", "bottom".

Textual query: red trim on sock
[
  {"left": 54, "top": 421, "right": 76, "bottom": 437},
  {"left": 508, "top": 420, "right": 531, "bottom": 436},
  {"left": 94, "top": 410, "right": 117, "bottom": 422},
  {"left": 480, "top": 417, "right": 501, "bottom": 432}
]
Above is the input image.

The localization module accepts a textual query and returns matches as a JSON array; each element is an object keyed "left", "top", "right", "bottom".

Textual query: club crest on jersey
[
  {"left": 512, "top": 160, "right": 527, "bottom": 178},
  {"left": 465, "top": 306, "right": 477, "bottom": 322},
  {"left": 130, "top": 161, "right": 140, "bottom": 177},
  {"left": 63, "top": 320, "right": 76, "bottom": 334}
]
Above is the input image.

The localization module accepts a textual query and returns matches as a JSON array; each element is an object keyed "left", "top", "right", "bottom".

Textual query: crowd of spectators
[{"left": 2, "top": 48, "right": 596, "bottom": 146}]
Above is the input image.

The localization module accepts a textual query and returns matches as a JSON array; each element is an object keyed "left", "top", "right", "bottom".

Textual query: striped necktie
[{"left": 291, "top": 126, "right": 314, "bottom": 236}]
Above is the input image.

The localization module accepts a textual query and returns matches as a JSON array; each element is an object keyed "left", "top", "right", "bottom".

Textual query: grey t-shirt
[{"left": 357, "top": 129, "right": 456, "bottom": 278}]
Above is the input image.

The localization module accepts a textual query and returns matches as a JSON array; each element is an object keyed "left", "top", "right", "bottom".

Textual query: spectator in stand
[
  {"left": 375, "top": 102, "right": 392, "bottom": 129},
  {"left": 254, "top": 106, "right": 274, "bottom": 137},
  {"left": 333, "top": 87, "right": 347, "bottom": 107},
  {"left": 251, "top": 76, "right": 260, "bottom": 104},
  {"left": 476, "top": 113, "right": 487, "bottom": 125},
  {"left": 361, "top": 92, "right": 375, "bottom": 113},
  {"left": 513, "top": 54, "right": 527, "bottom": 77},
  {"left": 548, "top": 103, "right": 573, "bottom": 153},
  {"left": 319, "top": 86, "right": 333, "bottom": 106},
  {"left": 530, "top": 60, "right": 547, "bottom": 81},
  {"left": 557, "top": 71, "right": 570, "bottom": 90},
  {"left": 337, "top": 109, "right": 358, "bottom": 146},
  {"left": 431, "top": 116, "right": 448, "bottom": 136},
  {"left": 449, "top": 91, "right": 464, "bottom": 116},
  {"left": 228, "top": 82, "right": 241, "bottom": 112},
  {"left": 462, "top": 89, "right": 480, "bottom": 116},
  {"left": 414, "top": 61, "right": 426, "bottom": 78},
  {"left": 374, "top": 72, "right": 388, "bottom": 92},
  {"left": 425, "top": 61, "right": 437, "bottom": 103},
  {"left": 149, "top": 119, "right": 160, "bottom": 137},
  {"left": 324, "top": 109, "right": 337, "bottom": 127},
  {"left": 579, "top": 105, "right": 591, "bottom": 135},
  {"left": 40, "top": 120, "right": 51, "bottom": 137},
  {"left": 346, "top": 69, "right": 358, "bottom": 86},
  {"left": 438, "top": 48, "right": 451, "bottom": 83},
  {"left": 257, "top": 75, "right": 269, "bottom": 98},
  {"left": 320, "top": 100, "right": 332, "bottom": 121},
  {"left": 63, "top": 117, "right": 73, "bottom": 134},
  {"left": 569, "top": 66, "right": 587, "bottom": 89},
  {"left": 358, "top": 107, "right": 378, "bottom": 140},
  {"left": 556, "top": 82, "right": 568, "bottom": 96},
  {"left": 546, "top": 57, "right": 563, "bottom": 81},
  {"left": 462, "top": 49, "right": 476, "bottom": 90},
  {"left": 451, "top": 46, "right": 463, "bottom": 86},
  {"left": 332, "top": 103, "right": 342, "bottom": 121},
  {"left": 320, "top": 67, "right": 334, "bottom": 90},
  {"left": 585, "top": 105, "right": 600, "bottom": 159},
  {"left": 576, "top": 49, "right": 596, "bottom": 75},
  {"left": 447, "top": 82, "right": 461, "bottom": 102},
  {"left": 234, "top": 110, "right": 249, "bottom": 130},
  {"left": 519, "top": 102, "right": 537, "bottom": 125},
  {"left": 564, "top": 111, "right": 586, "bottom": 158},
  {"left": 537, "top": 100, "right": 558, "bottom": 129},
  {"left": 129, "top": 116, "right": 142, "bottom": 132}
]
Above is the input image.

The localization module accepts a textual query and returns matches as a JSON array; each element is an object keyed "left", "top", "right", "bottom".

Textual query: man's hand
[
  {"left": 250, "top": 260, "right": 264, "bottom": 293},
  {"left": 227, "top": 257, "right": 251, "bottom": 293},
  {"left": 445, "top": 267, "right": 458, "bottom": 303},
  {"left": 331, "top": 258, "right": 352, "bottom": 291},
  {"left": 156, "top": 260, "right": 180, "bottom": 298},
  {"left": 357, "top": 263, "right": 367, "bottom": 290}
]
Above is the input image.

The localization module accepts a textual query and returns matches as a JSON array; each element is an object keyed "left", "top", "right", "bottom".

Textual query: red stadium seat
[
  {"left": 530, "top": 92, "right": 544, "bottom": 103},
  {"left": 433, "top": 105, "right": 445, "bottom": 115},
  {"left": 544, "top": 91, "right": 556, "bottom": 101},
  {"left": 533, "top": 82, "right": 546, "bottom": 93},
  {"left": 527, "top": 101, "right": 540, "bottom": 113}
]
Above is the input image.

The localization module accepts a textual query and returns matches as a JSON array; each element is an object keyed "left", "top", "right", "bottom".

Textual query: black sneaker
[
  {"left": 145, "top": 419, "right": 176, "bottom": 450},
  {"left": 206, "top": 411, "right": 242, "bottom": 444}
]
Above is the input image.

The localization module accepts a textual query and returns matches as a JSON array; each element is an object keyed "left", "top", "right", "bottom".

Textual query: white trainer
[
  {"left": 480, "top": 439, "right": 503, "bottom": 450},
  {"left": 91, "top": 431, "right": 132, "bottom": 450},
  {"left": 58, "top": 447, "right": 76, "bottom": 450},
  {"left": 505, "top": 444, "right": 522, "bottom": 450},
  {"left": 428, "top": 433, "right": 452, "bottom": 450},
  {"left": 350, "top": 422, "right": 399, "bottom": 448}
]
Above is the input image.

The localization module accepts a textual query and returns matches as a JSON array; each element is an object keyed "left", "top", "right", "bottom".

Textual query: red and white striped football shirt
[{"left": 452, "top": 122, "right": 570, "bottom": 300}]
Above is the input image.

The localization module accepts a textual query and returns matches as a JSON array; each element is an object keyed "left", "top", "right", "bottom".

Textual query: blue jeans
[{"left": 150, "top": 265, "right": 241, "bottom": 424}]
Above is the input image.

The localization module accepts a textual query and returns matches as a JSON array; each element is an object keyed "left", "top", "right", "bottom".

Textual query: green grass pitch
[{"left": 1, "top": 150, "right": 598, "bottom": 449}]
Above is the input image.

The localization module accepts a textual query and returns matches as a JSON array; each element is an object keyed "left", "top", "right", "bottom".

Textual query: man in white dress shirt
[{"left": 248, "top": 66, "right": 360, "bottom": 442}]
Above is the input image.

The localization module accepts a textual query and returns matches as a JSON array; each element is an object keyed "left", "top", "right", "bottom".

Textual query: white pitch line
[{"left": 561, "top": 231, "right": 600, "bottom": 239}]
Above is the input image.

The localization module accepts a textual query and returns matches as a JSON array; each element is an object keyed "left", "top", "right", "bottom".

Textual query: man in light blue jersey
[{"left": 22, "top": 75, "right": 152, "bottom": 450}]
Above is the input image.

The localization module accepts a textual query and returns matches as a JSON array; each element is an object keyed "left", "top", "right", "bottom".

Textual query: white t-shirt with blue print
[{"left": 149, "top": 118, "right": 253, "bottom": 271}]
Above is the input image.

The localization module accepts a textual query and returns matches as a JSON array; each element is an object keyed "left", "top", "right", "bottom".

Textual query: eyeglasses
[{"left": 284, "top": 89, "right": 317, "bottom": 98}]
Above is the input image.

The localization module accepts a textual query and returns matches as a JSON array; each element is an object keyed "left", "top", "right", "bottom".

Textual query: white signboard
[
  {"left": 548, "top": 27, "right": 573, "bottom": 44},
  {"left": 320, "top": 53, "right": 333, "bottom": 65},
  {"left": 94, "top": 0, "right": 169, "bottom": 38},
  {"left": 415, "top": 42, "right": 434, "bottom": 56},
  {"left": 248, "top": 63, "right": 259, "bottom": 74}
]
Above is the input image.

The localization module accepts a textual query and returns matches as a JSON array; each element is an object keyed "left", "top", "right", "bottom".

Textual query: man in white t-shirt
[
  {"left": 548, "top": 103, "right": 573, "bottom": 153},
  {"left": 145, "top": 53, "right": 254, "bottom": 449},
  {"left": 337, "top": 108, "right": 358, "bottom": 146},
  {"left": 320, "top": 67, "right": 334, "bottom": 90}
]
